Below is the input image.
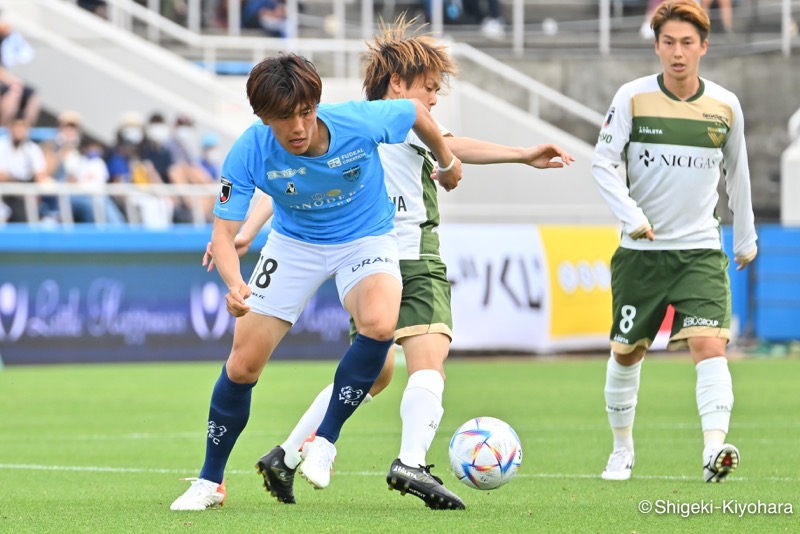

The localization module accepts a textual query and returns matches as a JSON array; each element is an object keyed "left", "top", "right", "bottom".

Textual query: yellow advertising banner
[{"left": 537, "top": 226, "right": 620, "bottom": 340}]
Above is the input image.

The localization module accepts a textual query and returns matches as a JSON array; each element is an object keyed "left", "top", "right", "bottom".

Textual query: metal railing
[
  {"left": 53, "top": 0, "right": 604, "bottom": 129},
  {"left": 0, "top": 182, "right": 217, "bottom": 227},
  {"left": 63, "top": 0, "right": 800, "bottom": 57}
]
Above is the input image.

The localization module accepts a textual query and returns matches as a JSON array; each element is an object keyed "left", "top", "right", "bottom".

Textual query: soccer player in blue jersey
[
  {"left": 202, "top": 17, "right": 573, "bottom": 511},
  {"left": 170, "top": 53, "right": 462, "bottom": 511}
]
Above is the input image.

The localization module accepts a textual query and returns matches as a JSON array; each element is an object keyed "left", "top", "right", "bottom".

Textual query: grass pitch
[{"left": 1, "top": 355, "right": 798, "bottom": 533}]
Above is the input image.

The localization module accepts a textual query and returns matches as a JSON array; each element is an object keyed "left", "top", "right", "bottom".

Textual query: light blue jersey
[{"left": 214, "top": 99, "right": 417, "bottom": 244}]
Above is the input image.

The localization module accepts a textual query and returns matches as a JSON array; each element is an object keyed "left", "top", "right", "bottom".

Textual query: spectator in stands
[
  {"left": 168, "top": 114, "right": 216, "bottom": 217},
  {"left": 464, "top": 0, "right": 505, "bottom": 39},
  {"left": 78, "top": 0, "right": 108, "bottom": 18},
  {"left": 700, "top": 0, "right": 733, "bottom": 33},
  {"left": 639, "top": 0, "right": 661, "bottom": 39},
  {"left": 420, "top": 0, "right": 504, "bottom": 39},
  {"left": 107, "top": 111, "right": 148, "bottom": 186},
  {"left": 43, "top": 110, "right": 126, "bottom": 224},
  {"left": 242, "top": 0, "right": 287, "bottom": 37},
  {"left": 141, "top": 111, "right": 194, "bottom": 223},
  {"left": 0, "top": 18, "right": 40, "bottom": 127},
  {"left": 161, "top": 0, "right": 189, "bottom": 26},
  {"left": 69, "top": 139, "right": 127, "bottom": 224},
  {"left": 108, "top": 111, "right": 174, "bottom": 226},
  {"left": 0, "top": 116, "right": 51, "bottom": 222},
  {"left": 198, "top": 132, "right": 221, "bottom": 179}
]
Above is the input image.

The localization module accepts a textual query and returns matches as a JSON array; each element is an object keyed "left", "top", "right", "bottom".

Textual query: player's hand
[
  {"left": 734, "top": 247, "right": 757, "bottom": 271},
  {"left": 225, "top": 283, "right": 252, "bottom": 317},
  {"left": 202, "top": 236, "right": 252, "bottom": 272},
  {"left": 431, "top": 157, "right": 462, "bottom": 191},
  {"left": 202, "top": 242, "right": 215, "bottom": 272},
  {"left": 629, "top": 224, "right": 655, "bottom": 241},
  {"left": 524, "top": 144, "right": 575, "bottom": 169}
]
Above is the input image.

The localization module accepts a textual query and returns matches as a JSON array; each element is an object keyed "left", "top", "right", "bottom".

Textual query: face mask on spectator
[
  {"left": 121, "top": 126, "right": 144, "bottom": 145},
  {"left": 176, "top": 126, "right": 195, "bottom": 145},
  {"left": 57, "top": 127, "right": 81, "bottom": 149},
  {"left": 147, "top": 124, "right": 170, "bottom": 144},
  {"left": 206, "top": 148, "right": 222, "bottom": 165}
]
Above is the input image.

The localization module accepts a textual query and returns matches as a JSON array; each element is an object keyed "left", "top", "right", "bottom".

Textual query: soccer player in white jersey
[
  {"left": 205, "top": 17, "right": 573, "bottom": 510},
  {"left": 591, "top": 0, "right": 757, "bottom": 483},
  {"left": 170, "top": 53, "right": 462, "bottom": 511}
]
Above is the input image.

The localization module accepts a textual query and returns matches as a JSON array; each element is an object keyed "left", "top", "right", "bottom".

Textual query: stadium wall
[{"left": 2, "top": 224, "right": 789, "bottom": 365}]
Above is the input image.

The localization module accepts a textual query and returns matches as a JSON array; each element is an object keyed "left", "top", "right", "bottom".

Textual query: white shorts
[{"left": 247, "top": 231, "right": 401, "bottom": 324}]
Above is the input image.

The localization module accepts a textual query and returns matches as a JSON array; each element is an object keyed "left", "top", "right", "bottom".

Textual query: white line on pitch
[{"left": 0, "top": 464, "right": 796, "bottom": 482}]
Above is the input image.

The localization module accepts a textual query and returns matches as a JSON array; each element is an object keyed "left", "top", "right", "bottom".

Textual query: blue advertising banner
[{"left": 0, "top": 227, "right": 350, "bottom": 364}]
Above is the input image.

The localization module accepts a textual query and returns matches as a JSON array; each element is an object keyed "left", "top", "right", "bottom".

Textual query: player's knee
[
  {"left": 225, "top": 355, "right": 264, "bottom": 383},
  {"left": 356, "top": 318, "right": 397, "bottom": 341}
]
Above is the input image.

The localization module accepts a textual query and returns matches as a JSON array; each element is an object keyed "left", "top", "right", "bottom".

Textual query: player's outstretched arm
[
  {"left": 203, "top": 194, "right": 275, "bottom": 272},
  {"left": 408, "top": 98, "right": 462, "bottom": 191},
  {"left": 444, "top": 138, "right": 575, "bottom": 169}
]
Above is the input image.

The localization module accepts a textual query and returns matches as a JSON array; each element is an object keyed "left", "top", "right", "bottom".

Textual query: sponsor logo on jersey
[
  {"left": 604, "top": 106, "right": 615, "bottom": 127},
  {"left": 267, "top": 167, "right": 306, "bottom": 180},
  {"left": 638, "top": 125, "right": 663, "bottom": 135},
  {"left": 342, "top": 165, "right": 361, "bottom": 182},
  {"left": 613, "top": 334, "right": 630, "bottom": 344},
  {"left": 703, "top": 112, "right": 728, "bottom": 124},
  {"left": 340, "top": 148, "right": 366, "bottom": 164},
  {"left": 639, "top": 150, "right": 720, "bottom": 169},
  {"left": 219, "top": 178, "right": 232, "bottom": 204},
  {"left": 327, "top": 157, "right": 342, "bottom": 168},
  {"left": 289, "top": 186, "right": 362, "bottom": 210},
  {"left": 285, "top": 181, "right": 297, "bottom": 195}
]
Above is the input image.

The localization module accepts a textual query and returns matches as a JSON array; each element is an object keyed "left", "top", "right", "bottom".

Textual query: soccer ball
[{"left": 448, "top": 416, "right": 522, "bottom": 490}]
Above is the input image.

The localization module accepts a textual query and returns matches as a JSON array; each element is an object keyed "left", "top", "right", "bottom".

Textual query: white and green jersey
[
  {"left": 592, "top": 73, "right": 757, "bottom": 258},
  {"left": 379, "top": 124, "right": 450, "bottom": 260}
]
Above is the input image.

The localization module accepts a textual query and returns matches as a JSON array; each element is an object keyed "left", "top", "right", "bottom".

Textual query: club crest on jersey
[
  {"left": 219, "top": 178, "right": 232, "bottom": 204},
  {"left": 707, "top": 126, "right": 728, "bottom": 148},
  {"left": 342, "top": 166, "right": 361, "bottom": 182},
  {"left": 286, "top": 181, "right": 297, "bottom": 195}
]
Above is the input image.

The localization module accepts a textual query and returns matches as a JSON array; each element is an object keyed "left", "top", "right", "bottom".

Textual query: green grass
[{"left": 1, "top": 356, "right": 798, "bottom": 533}]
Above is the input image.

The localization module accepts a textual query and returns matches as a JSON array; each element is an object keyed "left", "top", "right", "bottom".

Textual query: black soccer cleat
[
  {"left": 256, "top": 446, "right": 297, "bottom": 504},
  {"left": 386, "top": 458, "right": 466, "bottom": 510}
]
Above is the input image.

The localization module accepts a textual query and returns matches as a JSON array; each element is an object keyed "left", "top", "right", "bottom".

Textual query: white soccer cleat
[
  {"left": 601, "top": 447, "right": 634, "bottom": 481},
  {"left": 704, "top": 443, "right": 740, "bottom": 483},
  {"left": 299, "top": 436, "right": 336, "bottom": 489},
  {"left": 170, "top": 478, "right": 226, "bottom": 511}
]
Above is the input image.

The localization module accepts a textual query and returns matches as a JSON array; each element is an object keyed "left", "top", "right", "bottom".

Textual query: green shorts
[
  {"left": 350, "top": 258, "right": 453, "bottom": 343},
  {"left": 609, "top": 248, "right": 731, "bottom": 353}
]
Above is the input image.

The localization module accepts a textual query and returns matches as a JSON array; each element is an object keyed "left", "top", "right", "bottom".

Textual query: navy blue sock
[
  {"left": 199, "top": 365, "right": 257, "bottom": 483},
  {"left": 316, "top": 333, "right": 392, "bottom": 443}
]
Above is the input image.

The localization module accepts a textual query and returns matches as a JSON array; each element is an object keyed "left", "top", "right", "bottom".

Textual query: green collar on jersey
[{"left": 657, "top": 73, "right": 705, "bottom": 102}]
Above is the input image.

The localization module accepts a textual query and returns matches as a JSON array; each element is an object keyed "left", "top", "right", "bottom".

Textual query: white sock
[
  {"left": 398, "top": 369, "right": 444, "bottom": 467},
  {"left": 604, "top": 354, "right": 641, "bottom": 452},
  {"left": 281, "top": 383, "right": 333, "bottom": 469},
  {"left": 696, "top": 356, "right": 733, "bottom": 448}
]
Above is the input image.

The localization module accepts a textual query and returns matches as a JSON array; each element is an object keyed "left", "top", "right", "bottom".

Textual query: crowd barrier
[{"left": 1, "top": 223, "right": 792, "bottom": 365}]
